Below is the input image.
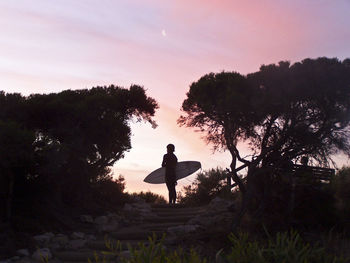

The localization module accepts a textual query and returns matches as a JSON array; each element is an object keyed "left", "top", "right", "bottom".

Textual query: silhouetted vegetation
[
  {"left": 91, "top": 230, "right": 347, "bottom": 263},
  {"left": 2, "top": 57, "right": 350, "bottom": 260},
  {"left": 0, "top": 85, "right": 158, "bottom": 227},
  {"left": 179, "top": 57, "right": 350, "bottom": 226},
  {"left": 129, "top": 191, "right": 167, "bottom": 204},
  {"left": 178, "top": 168, "right": 232, "bottom": 205}
]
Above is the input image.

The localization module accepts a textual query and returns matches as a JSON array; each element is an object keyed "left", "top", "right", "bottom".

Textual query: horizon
[{"left": 1, "top": 0, "right": 350, "bottom": 198}]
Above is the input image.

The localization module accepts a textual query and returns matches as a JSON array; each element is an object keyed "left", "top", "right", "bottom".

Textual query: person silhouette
[{"left": 162, "top": 144, "right": 178, "bottom": 204}]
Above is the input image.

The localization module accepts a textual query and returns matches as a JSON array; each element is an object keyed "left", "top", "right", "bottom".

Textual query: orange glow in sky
[{"left": 1, "top": 0, "right": 350, "bottom": 198}]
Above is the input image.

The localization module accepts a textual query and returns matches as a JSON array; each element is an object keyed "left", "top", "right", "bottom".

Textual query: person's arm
[
  {"left": 175, "top": 155, "right": 178, "bottom": 184},
  {"left": 161, "top": 154, "right": 167, "bottom": 167}
]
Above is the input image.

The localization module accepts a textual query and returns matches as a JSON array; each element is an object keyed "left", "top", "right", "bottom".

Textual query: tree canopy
[
  {"left": 179, "top": 57, "right": 350, "bottom": 194},
  {"left": 0, "top": 85, "right": 158, "bottom": 205}
]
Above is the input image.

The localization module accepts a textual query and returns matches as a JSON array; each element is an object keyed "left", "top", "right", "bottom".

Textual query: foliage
[
  {"left": 129, "top": 191, "right": 167, "bottom": 204},
  {"left": 332, "top": 167, "right": 350, "bottom": 221},
  {"left": 178, "top": 168, "right": 230, "bottom": 205},
  {"left": 222, "top": 230, "right": 347, "bottom": 263},
  {"left": 90, "top": 175, "right": 128, "bottom": 207},
  {"left": 0, "top": 85, "right": 158, "bottom": 222},
  {"left": 0, "top": 120, "right": 35, "bottom": 178},
  {"left": 179, "top": 57, "right": 350, "bottom": 217},
  {"left": 0, "top": 120, "right": 35, "bottom": 221},
  {"left": 87, "top": 231, "right": 346, "bottom": 263},
  {"left": 89, "top": 234, "right": 207, "bottom": 263}
]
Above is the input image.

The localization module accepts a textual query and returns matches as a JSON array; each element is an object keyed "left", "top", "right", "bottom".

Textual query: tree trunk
[
  {"left": 0, "top": 172, "right": 14, "bottom": 223},
  {"left": 232, "top": 162, "right": 259, "bottom": 230},
  {"left": 229, "top": 155, "right": 246, "bottom": 194}
]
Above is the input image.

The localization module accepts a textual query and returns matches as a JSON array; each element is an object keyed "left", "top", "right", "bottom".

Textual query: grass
[{"left": 85, "top": 230, "right": 348, "bottom": 263}]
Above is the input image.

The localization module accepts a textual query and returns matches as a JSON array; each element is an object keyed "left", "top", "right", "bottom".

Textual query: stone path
[
  {"left": 3, "top": 197, "right": 235, "bottom": 262},
  {"left": 52, "top": 204, "right": 206, "bottom": 263}
]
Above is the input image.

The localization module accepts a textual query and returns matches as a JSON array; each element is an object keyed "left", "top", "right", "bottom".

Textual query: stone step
[
  {"left": 141, "top": 222, "right": 185, "bottom": 231},
  {"left": 151, "top": 207, "right": 206, "bottom": 214},
  {"left": 109, "top": 229, "right": 165, "bottom": 240},
  {"left": 152, "top": 211, "right": 204, "bottom": 217},
  {"left": 53, "top": 249, "right": 118, "bottom": 262},
  {"left": 87, "top": 239, "right": 149, "bottom": 251},
  {"left": 143, "top": 215, "right": 193, "bottom": 223},
  {"left": 151, "top": 204, "right": 204, "bottom": 209}
]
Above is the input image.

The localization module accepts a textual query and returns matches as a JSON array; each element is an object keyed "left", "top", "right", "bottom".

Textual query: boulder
[
  {"left": 32, "top": 248, "right": 52, "bottom": 262},
  {"left": 208, "top": 197, "right": 235, "bottom": 213},
  {"left": 167, "top": 224, "right": 201, "bottom": 235},
  {"left": 11, "top": 259, "right": 32, "bottom": 263},
  {"left": 50, "top": 234, "right": 69, "bottom": 249},
  {"left": 16, "top": 249, "right": 30, "bottom": 257},
  {"left": 85, "top": 234, "right": 97, "bottom": 241},
  {"left": 188, "top": 214, "right": 216, "bottom": 227},
  {"left": 33, "top": 233, "right": 52, "bottom": 244},
  {"left": 96, "top": 222, "right": 119, "bottom": 233},
  {"left": 94, "top": 216, "right": 109, "bottom": 225},
  {"left": 80, "top": 215, "right": 94, "bottom": 223},
  {"left": 71, "top": 232, "right": 85, "bottom": 239},
  {"left": 68, "top": 239, "right": 87, "bottom": 250}
]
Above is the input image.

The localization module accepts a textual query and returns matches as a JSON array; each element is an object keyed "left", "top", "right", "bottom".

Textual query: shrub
[
  {"left": 223, "top": 230, "right": 347, "bottom": 263},
  {"left": 178, "top": 168, "right": 230, "bottom": 205},
  {"left": 129, "top": 191, "right": 167, "bottom": 204},
  {"left": 332, "top": 167, "right": 350, "bottom": 221},
  {"left": 89, "top": 175, "right": 128, "bottom": 207}
]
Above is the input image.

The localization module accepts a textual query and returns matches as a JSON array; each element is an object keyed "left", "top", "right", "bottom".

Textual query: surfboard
[{"left": 144, "top": 161, "right": 201, "bottom": 184}]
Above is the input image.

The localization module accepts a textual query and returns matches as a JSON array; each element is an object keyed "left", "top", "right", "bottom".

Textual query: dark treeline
[
  {"left": 0, "top": 85, "right": 158, "bottom": 227},
  {"left": 179, "top": 57, "right": 350, "bottom": 229}
]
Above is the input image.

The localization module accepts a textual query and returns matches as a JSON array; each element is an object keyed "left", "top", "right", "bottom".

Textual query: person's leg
[
  {"left": 170, "top": 183, "right": 176, "bottom": 204},
  {"left": 166, "top": 181, "right": 172, "bottom": 204}
]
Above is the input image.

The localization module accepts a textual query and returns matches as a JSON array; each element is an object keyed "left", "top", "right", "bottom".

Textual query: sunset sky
[{"left": 1, "top": 0, "right": 350, "bottom": 198}]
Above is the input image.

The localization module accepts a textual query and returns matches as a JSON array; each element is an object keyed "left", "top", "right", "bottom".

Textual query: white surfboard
[{"left": 144, "top": 161, "right": 201, "bottom": 184}]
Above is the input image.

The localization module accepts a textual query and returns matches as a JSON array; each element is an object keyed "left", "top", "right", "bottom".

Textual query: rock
[
  {"left": 208, "top": 197, "right": 235, "bottom": 213},
  {"left": 16, "top": 249, "right": 30, "bottom": 257},
  {"left": 97, "top": 222, "right": 119, "bottom": 233},
  {"left": 12, "top": 259, "right": 33, "bottom": 263},
  {"left": 33, "top": 233, "right": 52, "bottom": 244},
  {"left": 95, "top": 216, "right": 108, "bottom": 225},
  {"left": 45, "top": 232, "right": 55, "bottom": 239},
  {"left": 32, "top": 248, "right": 52, "bottom": 262},
  {"left": 50, "top": 234, "right": 69, "bottom": 249},
  {"left": 188, "top": 215, "right": 216, "bottom": 227},
  {"left": 133, "top": 203, "right": 151, "bottom": 211},
  {"left": 68, "top": 239, "right": 87, "bottom": 250},
  {"left": 123, "top": 203, "right": 133, "bottom": 212},
  {"left": 167, "top": 224, "right": 201, "bottom": 235},
  {"left": 85, "top": 234, "right": 96, "bottom": 241},
  {"left": 80, "top": 215, "right": 94, "bottom": 223},
  {"left": 71, "top": 231, "right": 85, "bottom": 239}
]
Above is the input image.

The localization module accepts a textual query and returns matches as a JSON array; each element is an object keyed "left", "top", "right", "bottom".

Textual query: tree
[
  {"left": 178, "top": 72, "right": 259, "bottom": 194},
  {"left": 0, "top": 85, "right": 158, "bottom": 205},
  {"left": 179, "top": 57, "right": 350, "bottom": 218},
  {"left": 0, "top": 121, "right": 35, "bottom": 222}
]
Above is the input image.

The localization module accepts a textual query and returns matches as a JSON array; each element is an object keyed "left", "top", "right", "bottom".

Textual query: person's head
[
  {"left": 166, "top": 144, "right": 175, "bottom": 153},
  {"left": 301, "top": 156, "right": 309, "bottom": 166}
]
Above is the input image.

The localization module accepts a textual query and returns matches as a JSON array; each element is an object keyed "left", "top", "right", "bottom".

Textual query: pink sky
[{"left": 1, "top": 0, "right": 350, "bottom": 198}]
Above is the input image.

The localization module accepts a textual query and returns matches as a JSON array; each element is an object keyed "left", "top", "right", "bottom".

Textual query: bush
[
  {"left": 90, "top": 175, "right": 128, "bottom": 207},
  {"left": 223, "top": 230, "right": 347, "bottom": 263},
  {"left": 332, "top": 167, "right": 350, "bottom": 221},
  {"left": 88, "top": 230, "right": 346, "bottom": 263},
  {"left": 129, "top": 191, "right": 167, "bottom": 204},
  {"left": 178, "top": 168, "right": 231, "bottom": 206}
]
